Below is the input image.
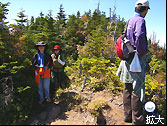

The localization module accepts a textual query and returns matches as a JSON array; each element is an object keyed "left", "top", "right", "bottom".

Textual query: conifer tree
[
  {"left": 0, "top": 2, "right": 10, "bottom": 64},
  {"left": 15, "top": 9, "right": 28, "bottom": 32},
  {"left": 55, "top": 4, "right": 67, "bottom": 40}
]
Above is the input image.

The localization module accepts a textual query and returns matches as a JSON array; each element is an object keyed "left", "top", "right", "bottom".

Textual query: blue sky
[{"left": 1, "top": 0, "right": 166, "bottom": 47}]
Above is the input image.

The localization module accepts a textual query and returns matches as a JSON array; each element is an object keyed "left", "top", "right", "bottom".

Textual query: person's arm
[
  {"left": 135, "top": 18, "right": 148, "bottom": 57},
  {"left": 32, "top": 54, "right": 39, "bottom": 69},
  {"left": 45, "top": 53, "right": 53, "bottom": 70},
  {"left": 48, "top": 54, "right": 53, "bottom": 69},
  {"left": 58, "top": 55, "right": 65, "bottom": 66}
]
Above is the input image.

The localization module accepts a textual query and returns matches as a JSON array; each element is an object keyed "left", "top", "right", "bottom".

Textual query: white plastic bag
[{"left": 130, "top": 52, "right": 141, "bottom": 72}]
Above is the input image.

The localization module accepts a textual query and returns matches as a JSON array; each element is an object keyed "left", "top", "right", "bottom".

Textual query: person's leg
[
  {"left": 131, "top": 91, "right": 145, "bottom": 125},
  {"left": 43, "top": 78, "right": 51, "bottom": 100},
  {"left": 58, "top": 72, "right": 63, "bottom": 88},
  {"left": 56, "top": 72, "right": 61, "bottom": 89},
  {"left": 50, "top": 72, "right": 56, "bottom": 99},
  {"left": 51, "top": 71, "right": 55, "bottom": 87},
  {"left": 123, "top": 83, "right": 133, "bottom": 122},
  {"left": 37, "top": 78, "right": 44, "bottom": 102}
]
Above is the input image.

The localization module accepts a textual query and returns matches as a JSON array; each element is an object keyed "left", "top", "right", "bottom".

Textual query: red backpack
[{"left": 116, "top": 20, "right": 134, "bottom": 60}]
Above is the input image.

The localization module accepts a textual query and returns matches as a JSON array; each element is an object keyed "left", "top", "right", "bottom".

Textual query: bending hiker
[
  {"left": 32, "top": 42, "right": 53, "bottom": 104},
  {"left": 51, "top": 45, "right": 65, "bottom": 96},
  {"left": 116, "top": 0, "right": 151, "bottom": 125}
]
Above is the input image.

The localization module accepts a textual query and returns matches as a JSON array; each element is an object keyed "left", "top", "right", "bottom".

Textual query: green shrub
[
  {"left": 55, "top": 89, "right": 82, "bottom": 109},
  {"left": 0, "top": 65, "right": 37, "bottom": 125},
  {"left": 87, "top": 99, "right": 109, "bottom": 117},
  {"left": 64, "top": 66, "right": 75, "bottom": 76},
  {"left": 86, "top": 77, "right": 106, "bottom": 92},
  {"left": 145, "top": 74, "right": 166, "bottom": 122}
]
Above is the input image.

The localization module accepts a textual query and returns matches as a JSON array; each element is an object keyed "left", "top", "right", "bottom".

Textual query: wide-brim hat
[
  {"left": 36, "top": 41, "right": 47, "bottom": 46},
  {"left": 35, "top": 41, "right": 48, "bottom": 50}
]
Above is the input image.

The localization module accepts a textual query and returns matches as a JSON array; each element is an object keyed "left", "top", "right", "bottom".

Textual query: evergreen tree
[
  {"left": 30, "top": 16, "right": 34, "bottom": 24},
  {"left": 15, "top": 9, "right": 28, "bottom": 30},
  {"left": 56, "top": 4, "right": 66, "bottom": 25},
  {"left": 0, "top": 2, "right": 9, "bottom": 27},
  {"left": 77, "top": 11, "right": 81, "bottom": 18},
  {"left": 0, "top": 2, "right": 10, "bottom": 64},
  {"left": 86, "top": 25, "right": 107, "bottom": 58},
  {"left": 55, "top": 4, "right": 67, "bottom": 40},
  {"left": 87, "top": 9, "right": 107, "bottom": 35}
]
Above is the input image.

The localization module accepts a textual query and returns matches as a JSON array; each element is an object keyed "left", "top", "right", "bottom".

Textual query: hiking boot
[
  {"left": 123, "top": 118, "right": 132, "bottom": 123},
  {"left": 46, "top": 98, "right": 51, "bottom": 103},
  {"left": 38, "top": 100, "right": 43, "bottom": 104}
]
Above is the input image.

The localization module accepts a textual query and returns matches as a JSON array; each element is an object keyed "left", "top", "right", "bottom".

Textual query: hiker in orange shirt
[{"left": 32, "top": 42, "right": 53, "bottom": 104}]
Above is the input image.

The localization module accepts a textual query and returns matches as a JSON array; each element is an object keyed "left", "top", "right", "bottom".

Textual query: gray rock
[
  {"left": 26, "top": 103, "right": 62, "bottom": 125},
  {"left": 47, "top": 104, "right": 61, "bottom": 121}
]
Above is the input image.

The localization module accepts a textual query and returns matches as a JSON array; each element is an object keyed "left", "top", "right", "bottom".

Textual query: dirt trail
[
  {"left": 25, "top": 89, "right": 132, "bottom": 125},
  {"left": 51, "top": 110, "right": 89, "bottom": 125},
  {"left": 50, "top": 89, "right": 131, "bottom": 125}
]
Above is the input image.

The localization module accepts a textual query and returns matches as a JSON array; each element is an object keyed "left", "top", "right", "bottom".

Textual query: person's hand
[
  {"left": 51, "top": 54, "right": 55, "bottom": 60},
  {"left": 35, "top": 64, "right": 40, "bottom": 69}
]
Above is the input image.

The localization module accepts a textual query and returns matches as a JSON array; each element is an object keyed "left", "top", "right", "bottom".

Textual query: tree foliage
[{"left": 0, "top": 2, "right": 166, "bottom": 124}]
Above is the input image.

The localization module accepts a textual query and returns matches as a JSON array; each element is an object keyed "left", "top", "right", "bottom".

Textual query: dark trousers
[
  {"left": 123, "top": 83, "right": 145, "bottom": 125},
  {"left": 50, "top": 71, "right": 63, "bottom": 98}
]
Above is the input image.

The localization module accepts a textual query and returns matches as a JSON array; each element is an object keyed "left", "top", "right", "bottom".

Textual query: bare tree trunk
[
  {"left": 78, "top": 62, "right": 83, "bottom": 78},
  {"left": 81, "top": 75, "right": 88, "bottom": 92}
]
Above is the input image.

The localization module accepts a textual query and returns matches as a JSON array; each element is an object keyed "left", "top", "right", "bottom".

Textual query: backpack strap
[{"left": 122, "top": 19, "right": 130, "bottom": 35}]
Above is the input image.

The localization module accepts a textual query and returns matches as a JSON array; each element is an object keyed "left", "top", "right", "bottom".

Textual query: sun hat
[
  {"left": 36, "top": 41, "right": 47, "bottom": 46},
  {"left": 35, "top": 41, "right": 47, "bottom": 50},
  {"left": 135, "top": 0, "right": 150, "bottom": 9}
]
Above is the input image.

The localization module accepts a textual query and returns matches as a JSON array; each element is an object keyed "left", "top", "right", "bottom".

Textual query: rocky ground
[{"left": 25, "top": 89, "right": 132, "bottom": 125}]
